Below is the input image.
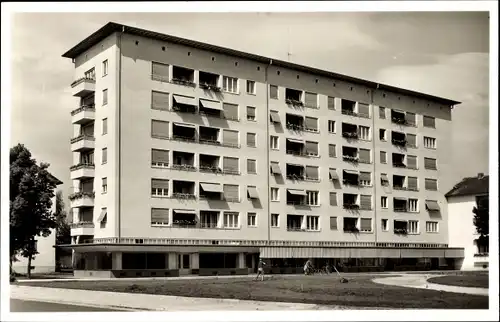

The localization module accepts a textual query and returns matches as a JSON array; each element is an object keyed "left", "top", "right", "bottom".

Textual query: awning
[
  {"left": 173, "top": 122, "right": 195, "bottom": 129},
  {"left": 199, "top": 99, "right": 222, "bottom": 110},
  {"left": 97, "top": 209, "right": 107, "bottom": 223},
  {"left": 173, "top": 95, "right": 196, "bottom": 106},
  {"left": 270, "top": 111, "right": 281, "bottom": 123},
  {"left": 200, "top": 183, "right": 223, "bottom": 193},
  {"left": 247, "top": 187, "right": 259, "bottom": 199},
  {"left": 343, "top": 169, "right": 358, "bottom": 175},
  {"left": 173, "top": 209, "right": 197, "bottom": 215},
  {"left": 394, "top": 197, "right": 408, "bottom": 201},
  {"left": 329, "top": 169, "right": 339, "bottom": 180},
  {"left": 287, "top": 189, "right": 307, "bottom": 196},
  {"left": 286, "top": 138, "right": 304, "bottom": 144},
  {"left": 381, "top": 174, "right": 389, "bottom": 181},
  {"left": 425, "top": 200, "right": 440, "bottom": 211},
  {"left": 270, "top": 163, "right": 281, "bottom": 175}
]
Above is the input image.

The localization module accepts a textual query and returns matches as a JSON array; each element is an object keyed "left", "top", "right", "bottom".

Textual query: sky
[{"left": 8, "top": 11, "right": 490, "bottom": 202}]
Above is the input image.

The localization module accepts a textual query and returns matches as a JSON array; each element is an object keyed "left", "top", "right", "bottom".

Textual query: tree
[
  {"left": 473, "top": 196, "right": 489, "bottom": 252},
  {"left": 54, "top": 190, "right": 71, "bottom": 245},
  {"left": 10, "top": 144, "right": 58, "bottom": 278}
]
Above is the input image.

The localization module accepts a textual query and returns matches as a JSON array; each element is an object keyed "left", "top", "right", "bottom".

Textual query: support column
[
  {"left": 191, "top": 253, "right": 199, "bottom": 270},
  {"left": 237, "top": 252, "right": 245, "bottom": 268},
  {"left": 168, "top": 253, "right": 178, "bottom": 269},
  {"left": 112, "top": 252, "right": 122, "bottom": 270}
]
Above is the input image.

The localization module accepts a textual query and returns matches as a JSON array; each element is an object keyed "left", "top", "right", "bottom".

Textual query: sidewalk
[
  {"left": 372, "top": 274, "right": 489, "bottom": 296},
  {"left": 10, "top": 285, "right": 362, "bottom": 311}
]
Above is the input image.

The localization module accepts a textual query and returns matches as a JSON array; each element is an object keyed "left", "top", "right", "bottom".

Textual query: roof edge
[{"left": 62, "top": 22, "right": 461, "bottom": 106}]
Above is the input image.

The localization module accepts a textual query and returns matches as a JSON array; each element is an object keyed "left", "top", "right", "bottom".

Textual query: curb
[{"left": 10, "top": 296, "right": 144, "bottom": 311}]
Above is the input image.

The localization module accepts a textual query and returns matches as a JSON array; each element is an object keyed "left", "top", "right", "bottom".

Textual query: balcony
[
  {"left": 70, "top": 163, "right": 95, "bottom": 180},
  {"left": 71, "top": 135, "right": 95, "bottom": 152},
  {"left": 71, "top": 105, "right": 95, "bottom": 125},
  {"left": 343, "top": 203, "right": 360, "bottom": 210},
  {"left": 285, "top": 88, "right": 303, "bottom": 107},
  {"left": 392, "top": 131, "right": 407, "bottom": 148},
  {"left": 341, "top": 100, "right": 357, "bottom": 116},
  {"left": 391, "top": 110, "right": 407, "bottom": 126},
  {"left": 69, "top": 191, "right": 95, "bottom": 208},
  {"left": 171, "top": 192, "right": 197, "bottom": 200},
  {"left": 171, "top": 66, "right": 196, "bottom": 87},
  {"left": 71, "top": 77, "right": 96, "bottom": 97},
  {"left": 394, "top": 228, "right": 408, "bottom": 235},
  {"left": 199, "top": 71, "right": 221, "bottom": 92},
  {"left": 70, "top": 221, "right": 95, "bottom": 236}
]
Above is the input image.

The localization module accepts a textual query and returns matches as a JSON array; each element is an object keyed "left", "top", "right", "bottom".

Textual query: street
[{"left": 10, "top": 299, "right": 124, "bottom": 312}]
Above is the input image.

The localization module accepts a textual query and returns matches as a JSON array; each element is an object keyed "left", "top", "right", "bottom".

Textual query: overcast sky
[{"left": 10, "top": 12, "right": 489, "bottom": 199}]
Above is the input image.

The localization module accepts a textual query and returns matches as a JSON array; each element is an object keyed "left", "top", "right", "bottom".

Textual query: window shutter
[
  {"left": 328, "top": 96, "right": 335, "bottom": 110},
  {"left": 358, "top": 103, "right": 370, "bottom": 118},
  {"left": 304, "top": 117, "right": 318, "bottom": 131},
  {"left": 406, "top": 134, "right": 416, "bottom": 147},
  {"left": 223, "top": 103, "right": 239, "bottom": 120},
  {"left": 304, "top": 92, "right": 318, "bottom": 108},
  {"left": 330, "top": 192, "right": 337, "bottom": 206},
  {"left": 305, "top": 166, "right": 319, "bottom": 180},
  {"left": 424, "top": 158, "right": 437, "bottom": 169},
  {"left": 151, "top": 91, "right": 170, "bottom": 110},
  {"left": 407, "top": 155, "right": 417, "bottom": 169},
  {"left": 152, "top": 179, "right": 169, "bottom": 189},
  {"left": 423, "top": 116, "right": 435, "bottom": 128},
  {"left": 380, "top": 151, "right": 387, "bottom": 163},
  {"left": 359, "top": 149, "right": 371, "bottom": 163},
  {"left": 330, "top": 216, "right": 338, "bottom": 230},
  {"left": 223, "top": 157, "right": 239, "bottom": 172},
  {"left": 152, "top": 149, "right": 169, "bottom": 163},
  {"left": 223, "top": 184, "right": 239, "bottom": 201},
  {"left": 247, "top": 106, "right": 256, "bottom": 118},
  {"left": 151, "top": 120, "right": 169, "bottom": 138},
  {"left": 151, "top": 208, "right": 169, "bottom": 222},
  {"left": 223, "top": 129, "right": 239, "bottom": 147},
  {"left": 425, "top": 179, "right": 438, "bottom": 190},
  {"left": 359, "top": 172, "right": 371, "bottom": 182},
  {"left": 329, "top": 144, "right": 336, "bottom": 157},
  {"left": 379, "top": 107, "right": 386, "bottom": 119},
  {"left": 270, "top": 85, "right": 278, "bottom": 99},
  {"left": 360, "top": 195, "right": 372, "bottom": 210},
  {"left": 405, "top": 112, "right": 416, "bottom": 125},
  {"left": 247, "top": 133, "right": 256, "bottom": 147},
  {"left": 408, "top": 177, "right": 418, "bottom": 191},
  {"left": 247, "top": 159, "right": 256, "bottom": 173},
  {"left": 360, "top": 218, "right": 372, "bottom": 231},
  {"left": 152, "top": 62, "right": 170, "bottom": 81},
  {"left": 305, "top": 141, "right": 318, "bottom": 155}
]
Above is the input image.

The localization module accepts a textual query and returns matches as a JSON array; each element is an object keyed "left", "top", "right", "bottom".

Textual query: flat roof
[{"left": 62, "top": 22, "right": 461, "bottom": 106}]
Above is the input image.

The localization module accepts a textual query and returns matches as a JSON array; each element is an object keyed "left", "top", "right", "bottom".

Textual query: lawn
[
  {"left": 20, "top": 274, "right": 488, "bottom": 309},
  {"left": 428, "top": 274, "right": 489, "bottom": 289}
]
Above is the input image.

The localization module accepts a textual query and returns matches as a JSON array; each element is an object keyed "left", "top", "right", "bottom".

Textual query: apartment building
[{"left": 64, "top": 22, "right": 464, "bottom": 278}]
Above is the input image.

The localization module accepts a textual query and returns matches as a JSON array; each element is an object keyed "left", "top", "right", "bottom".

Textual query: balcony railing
[
  {"left": 70, "top": 221, "right": 95, "bottom": 229},
  {"left": 343, "top": 155, "right": 359, "bottom": 163},
  {"left": 70, "top": 163, "right": 95, "bottom": 171},
  {"left": 71, "top": 105, "right": 95, "bottom": 116},
  {"left": 394, "top": 207, "right": 408, "bottom": 212},
  {"left": 71, "top": 77, "right": 95, "bottom": 88},
  {"left": 286, "top": 200, "right": 306, "bottom": 206},
  {"left": 171, "top": 77, "right": 196, "bottom": 87},
  {"left": 344, "top": 227, "right": 359, "bottom": 233},
  {"left": 342, "top": 132, "right": 358, "bottom": 139},
  {"left": 393, "top": 163, "right": 406, "bottom": 168},
  {"left": 171, "top": 192, "right": 196, "bottom": 199},
  {"left": 172, "top": 220, "right": 197, "bottom": 227},
  {"left": 286, "top": 123, "right": 304, "bottom": 131},
  {"left": 394, "top": 228, "right": 408, "bottom": 235},
  {"left": 199, "top": 83, "right": 221, "bottom": 92},
  {"left": 286, "top": 99, "right": 304, "bottom": 107},
  {"left": 171, "top": 164, "right": 196, "bottom": 171},
  {"left": 70, "top": 134, "right": 95, "bottom": 144},
  {"left": 393, "top": 185, "right": 406, "bottom": 191},
  {"left": 172, "top": 105, "right": 197, "bottom": 114},
  {"left": 391, "top": 117, "right": 407, "bottom": 125},
  {"left": 68, "top": 191, "right": 95, "bottom": 201},
  {"left": 200, "top": 222, "right": 219, "bottom": 229},
  {"left": 343, "top": 179, "right": 359, "bottom": 186},
  {"left": 171, "top": 135, "right": 196, "bottom": 142},
  {"left": 199, "top": 138, "right": 221, "bottom": 146},
  {"left": 343, "top": 203, "right": 360, "bottom": 210},
  {"left": 341, "top": 109, "right": 357, "bottom": 117},
  {"left": 287, "top": 174, "right": 305, "bottom": 181},
  {"left": 199, "top": 166, "right": 222, "bottom": 173},
  {"left": 286, "top": 150, "right": 305, "bottom": 157},
  {"left": 287, "top": 227, "right": 305, "bottom": 232},
  {"left": 392, "top": 139, "right": 407, "bottom": 147}
]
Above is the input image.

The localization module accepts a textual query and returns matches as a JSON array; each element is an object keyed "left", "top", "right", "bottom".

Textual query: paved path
[
  {"left": 372, "top": 274, "right": 489, "bottom": 296},
  {"left": 10, "top": 299, "right": 127, "bottom": 312},
  {"left": 10, "top": 285, "right": 358, "bottom": 311}
]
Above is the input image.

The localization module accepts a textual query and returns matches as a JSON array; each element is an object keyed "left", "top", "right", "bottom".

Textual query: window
[
  {"left": 152, "top": 149, "right": 169, "bottom": 167},
  {"left": 271, "top": 213, "right": 279, "bottom": 227},
  {"left": 102, "top": 148, "right": 107, "bottom": 164},
  {"left": 360, "top": 218, "right": 372, "bottom": 232},
  {"left": 151, "top": 208, "right": 169, "bottom": 226},
  {"left": 306, "top": 191, "right": 319, "bottom": 206},
  {"left": 358, "top": 126, "right": 370, "bottom": 140},
  {"left": 328, "top": 120, "right": 336, "bottom": 133},
  {"left": 381, "top": 173, "right": 389, "bottom": 186},
  {"left": 330, "top": 216, "right": 338, "bottom": 230},
  {"left": 151, "top": 179, "right": 168, "bottom": 197},
  {"left": 151, "top": 120, "right": 170, "bottom": 139},
  {"left": 222, "top": 102, "right": 239, "bottom": 120},
  {"left": 102, "top": 89, "right": 108, "bottom": 105},
  {"left": 329, "top": 192, "right": 337, "bottom": 206},
  {"left": 270, "top": 85, "right": 278, "bottom": 99},
  {"left": 380, "top": 151, "right": 387, "bottom": 164},
  {"left": 305, "top": 141, "right": 318, "bottom": 156},
  {"left": 408, "top": 199, "right": 419, "bottom": 212},
  {"left": 327, "top": 96, "right": 335, "bottom": 110},
  {"left": 424, "top": 157, "right": 437, "bottom": 170},
  {"left": 270, "top": 136, "right": 279, "bottom": 150},
  {"left": 102, "top": 118, "right": 108, "bottom": 135},
  {"left": 381, "top": 219, "right": 388, "bottom": 231},
  {"left": 223, "top": 76, "right": 238, "bottom": 93},
  {"left": 359, "top": 172, "right": 371, "bottom": 186},
  {"left": 246, "top": 106, "right": 256, "bottom": 121},
  {"left": 329, "top": 144, "right": 336, "bottom": 158},
  {"left": 223, "top": 157, "right": 239, "bottom": 174},
  {"left": 304, "top": 92, "right": 318, "bottom": 108},
  {"left": 247, "top": 159, "right": 257, "bottom": 174},
  {"left": 379, "top": 106, "right": 386, "bottom": 119},
  {"left": 360, "top": 195, "right": 372, "bottom": 210},
  {"left": 306, "top": 216, "right": 320, "bottom": 231},
  {"left": 102, "top": 177, "right": 108, "bottom": 193},
  {"left": 424, "top": 137, "right": 436, "bottom": 149},
  {"left": 408, "top": 220, "right": 419, "bottom": 234},
  {"left": 425, "top": 178, "right": 438, "bottom": 191},
  {"left": 423, "top": 115, "right": 435, "bottom": 128},
  {"left": 426, "top": 221, "right": 438, "bottom": 233},
  {"left": 271, "top": 188, "right": 279, "bottom": 201},
  {"left": 379, "top": 129, "right": 387, "bottom": 141},
  {"left": 102, "top": 59, "right": 108, "bottom": 76},
  {"left": 407, "top": 155, "right": 418, "bottom": 170},
  {"left": 304, "top": 117, "right": 318, "bottom": 132},
  {"left": 358, "top": 148, "right": 371, "bottom": 163},
  {"left": 246, "top": 80, "right": 256, "bottom": 94},
  {"left": 247, "top": 132, "right": 256, "bottom": 147},
  {"left": 151, "top": 62, "right": 170, "bottom": 81},
  {"left": 381, "top": 196, "right": 388, "bottom": 209},
  {"left": 406, "top": 134, "right": 417, "bottom": 148},
  {"left": 223, "top": 212, "right": 239, "bottom": 228},
  {"left": 247, "top": 213, "right": 257, "bottom": 227},
  {"left": 223, "top": 184, "right": 239, "bottom": 202}
]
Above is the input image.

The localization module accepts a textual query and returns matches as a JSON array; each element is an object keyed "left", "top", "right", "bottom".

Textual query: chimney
[{"left": 478, "top": 173, "right": 484, "bottom": 179}]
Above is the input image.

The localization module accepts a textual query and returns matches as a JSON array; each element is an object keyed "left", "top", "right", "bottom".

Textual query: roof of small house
[{"left": 445, "top": 174, "right": 489, "bottom": 198}]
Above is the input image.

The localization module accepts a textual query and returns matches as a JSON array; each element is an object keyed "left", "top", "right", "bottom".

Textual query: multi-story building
[
  {"left": 446, "top": 173, "right": 489, "bottom": 270},
  {"left": 64, "top": 22, "right": 464, "bottom": 278}
]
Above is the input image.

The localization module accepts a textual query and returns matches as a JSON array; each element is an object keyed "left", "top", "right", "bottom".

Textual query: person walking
[
  {"left": 304, "top": 259, "right": 313, "bottom": 275},
  {"left": 254, "top": 258, "right": 266, "bottom": 281}
]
